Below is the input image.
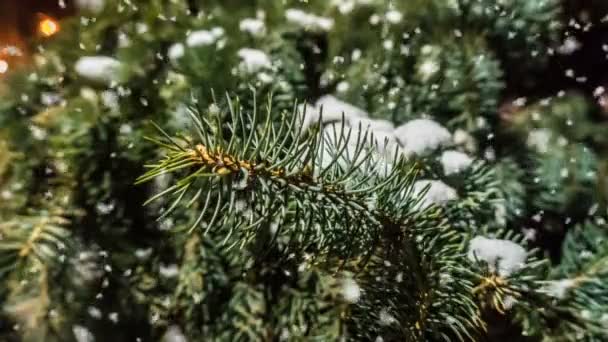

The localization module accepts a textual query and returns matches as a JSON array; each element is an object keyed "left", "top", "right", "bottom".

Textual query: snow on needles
[
  {"left": 186, "top": 29, "right": 223, "bottom": 47},
  {"left": 540, "top": 279, "right": 577, "bottom": 299},
  {"left": 298, "top": 96, "right": 467, "bottom": 165},
  {"left": 299, "top": 97, "right": 400, "bottom": 176},
  {"left": 440, "top": 150, "right": 473, "bottom": 175},
  {"left": 342, "top": 278, "right": 361, "bottom": 303},
  {"left": 467, "top": 236, "right": 527, "bottom": 277},
  {"left": 285, "top": 9, "right": 334, "bottom": 32},
  {"left": 76, "top": 0, "right": 105, "bottom": 14},
  {"left": 237, "top": 48, "right": 272, "bottom": 73},
  {"left": 168, "top": 43, "right": 185, "bottom": 62},
  {"left": 394, "top": 119, "right": 452, "bottom": 156},
  {"left": 75, "top": 56, "right": 122, "bottom": 84},
  {"left": 527, "top": 128, "right": 552, "bottom": 154},
  {"left": 412, "top": 180, "right": 458, "bottom": 210},
  {"left": 239, "top": 18, "right": 266, "bottom": 37},
  {"left": 297, "top": 95, "right": 370, "bottom": 133},
  {"left": 161, "top": 326, "right": 188, "bottom": 342}
]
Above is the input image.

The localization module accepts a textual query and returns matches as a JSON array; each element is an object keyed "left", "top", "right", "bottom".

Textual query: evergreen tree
[{"left": 1, "top": 1, "right": 608, "bottom": 341}]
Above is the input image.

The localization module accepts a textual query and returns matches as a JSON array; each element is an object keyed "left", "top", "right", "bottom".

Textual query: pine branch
[{"left": 138, "top": 94, "right": 483, "bottom": 340}]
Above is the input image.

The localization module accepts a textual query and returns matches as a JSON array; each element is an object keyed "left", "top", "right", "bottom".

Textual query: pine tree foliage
[
  {"left": 0, "top": 0, "right": 607, "bottom": 341},
  {"left": 136, "top": 96, "right": 481, "bottom": 340}
]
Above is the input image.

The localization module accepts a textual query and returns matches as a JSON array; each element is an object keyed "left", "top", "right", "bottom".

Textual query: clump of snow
[
  {"left": 40, "top": 92, "right": 63, "bottom": 106},
  {"left": 348, "top": 117, "right": 399, "bottom": 157},
  {"left": 101, "top": 90, "right": 119, "bottom": 112},
  {"left": 385, "top": 10, "right": 403, "bottom": 24},
  {"left": 298, "top": 95, "right": 369, "bottom": 133},
  {"left": 317, "top": 95, "right": 369, "bottom": 121},
  {"left": 336, "top": 81, "right": 350, "bottom": 93},
  {"left": 73, "top": 325, "right": 95, "bottom": 342},
  {"left": 540, "top": 279, "right": 577, "bottom": 299},
  {"left": 527, "top": 129, "right": 552, "bottom": 154},
  {"left": 285, "top": 9, "right": 334, "bottom": 31},
  {"left": 75, "top": 56, "right": 122, "bottom": 84},
  {"left": 316, "top": 122, "right": 394, "bottom": 175},
  {"left": 378, "top": 308, "right": 397, "bottom": 325},
  {"left": 161, "top": 325, "right": 188, "bottom": 342},
  {"left": 211, "top": 27, "right": 225, "bottom": 37},
  {"left": 467, "top": 236, "right": 527, "bottom": 277},
  {"left": 159, "top": 264, "right": 179, "bottom": 278},
  {"left": 76, "top": 0, "right": 105, "bottom": 14},
  {"left": 557, "top": 37, "right": 581, "bottom": 55},
  {"left": 412, "top": 180, "right": 458, "bottom": 210},
  {"left": 108, "top": 312, "right": 119, "bottom": 323},
  {"left": 453, "top": 128, "right": 476, "bottom": 152},
  {"left": 394, "top": 119, "right": 452, "bottom": 156},
  {"left": 342, "top": 277, "right": 361, "bottom": 303},
  {"left": 298, "top": 96, "right": 402, "bottom": 173},
  {"left": 168, "top": 43, "right": 185, "bottom": 62},
  {"left": 333, "top": 0, "right": 355, "bottom": 14},
  {"left": 239, "top": 18, "right": 266, "bottom": 36},
  {"left": 494, "top": 202, "right": 508, "bottom": 227},
  {"left": 349, "top": 117, "right": 394, "bottom": 132},
  {"left": 318, "top": 124, "right": 364, "bottom": 169},
  {"left": 502, "top": 295, "right": 518, "bottom": 310},
  {"left": 440, "top": 150, "right": 473, "bottom": 175},
  {"left": 418, "top": 60, "right": 440, "bottom": 80},
  {"left": 186, "top": 28, "right": 223, "bottom": 47},
  {"left": 237, "top": 48, "right": 272, "bottom": 73},
  {"left": 417, "top": 45, "right": 442, "bottom": 81}
]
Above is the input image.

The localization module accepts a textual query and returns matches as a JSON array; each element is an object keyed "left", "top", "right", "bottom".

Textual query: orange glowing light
[{"left": 39, "top": 17, "right": 60, "bottom": 37}]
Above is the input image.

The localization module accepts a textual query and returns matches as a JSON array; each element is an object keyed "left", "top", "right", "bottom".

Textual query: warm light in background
[{"left": 38, "top": 15, "right": 60, "bottom": 37}]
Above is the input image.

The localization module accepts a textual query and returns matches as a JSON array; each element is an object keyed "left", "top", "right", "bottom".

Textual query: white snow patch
[
  {"left": 317, "top": 124, "right": 363, "bottom": 170},
  {"left": 502, "top": 295, "right": 517, "bottom": 310},
  {"left": 159, "top": 264, "right": 179, "bottom": 278},
  {"left": 412, "top": 180, "right": 458, "bottom": 210},
  {"left": 349, "top": 118, "right": 399, "bottom": 157},
  {"left": 467, "top": 236, "right": 527, "bottom": 277},
  {"left": 317, "top": 95, "right": 369, "bottom": 120},
  {"left": 101, "top": 90, "right": 119, "bottom": 112},
  {"left": 237, "top": 48, "right": 272, "bottom": 73},
  {"left": 385, "top": 10, "right": 403, "bottom": 24},
  {"left": 73, "top": 325, "right": 95, "bottom": 342},
  {"left": 342, "top": 278, "right": 361, "bottom": 303},
  {"left": 378, "top": 308, "right": 396, "bottom": 325},
  {"left": 453, "top": 129, "right": 476, "bottom": 151},
  {"left": 75, "top": 56, "right": 122, "bottom": 84},
  {"left": 239, "top": 18, "right": 266, "bottom": 36},
  {"left": 75, "top": 0, "right": 105, "bottom": 13},
  {"left": 394, "top": 119, "right": 451, "bottom": 156},
  {"left": 418, "top": 60, "right": 440, "bottom": 80},
  {"left": 168, "top": 43, "right": 185, "bottom": 62},
  {"left": 186, "top": 29, "right": 220, "bottom": 47},
  {"left": 527, "top": 129, "right": 552, "bottom": 154},
  {"left": 285, "top": 9, "right": 334, "bottom": 31},
  {"left": 334, "top": 0, "right": 355, "bottom": 14},
  {"left": 162, "top": 325, "right": 188, "bottom": 342},
  {"left": 558, "top": 37, "right": 581, "bottom": 55},
  {"left": 349, "top": 117, "right": 394, "bottom": 132},
  {"left": 540, "top": 279, "right": 577, "bottom": 299},
  {"left": 440, "top": 150, "right": 473, "bottom": 175},
  {"left": 298, "top": 95, "right": 368, "bottom": 133}
]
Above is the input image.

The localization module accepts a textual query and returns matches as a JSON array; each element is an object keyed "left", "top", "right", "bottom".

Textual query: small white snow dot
[{"left": 342, "top": 278, "right": 361, "bottom": 303}]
